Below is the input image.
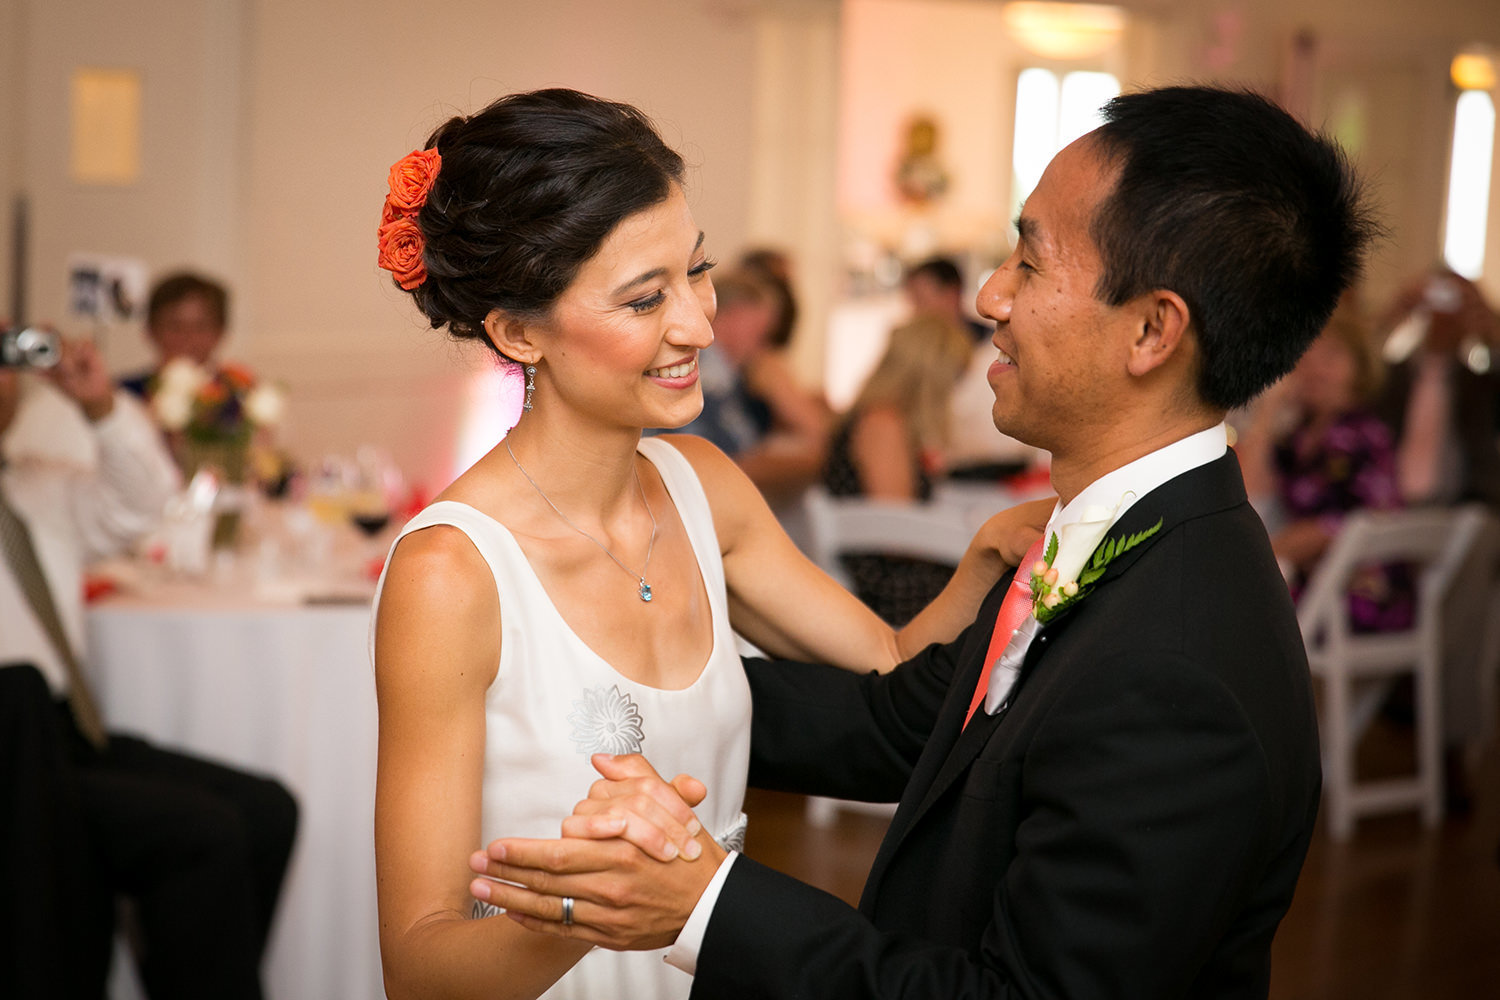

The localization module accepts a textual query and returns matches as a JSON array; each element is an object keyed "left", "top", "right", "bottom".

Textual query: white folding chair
[
  {"left": 1480, "top": 577, "right": 1500, "bottom": 750},
  {"left": 802, "top": 486, "right": 975, "bottom": 590},
  {"left": 1298, "top": 504, "right": 1489, "bottom": 839},
  {"left": 799, "top": 487, "right": 973, "bottom": 827},
  {"left": 1460, "top": 513, "right": 1500, "bottom": 752}
]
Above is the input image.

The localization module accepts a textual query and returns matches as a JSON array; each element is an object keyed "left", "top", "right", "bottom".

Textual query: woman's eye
[
  {"left": 627, "top": 291, "right": 667, "bottom": 313},
  {"left": 689, "top": 257, "right": 719, "bottom": 279}
]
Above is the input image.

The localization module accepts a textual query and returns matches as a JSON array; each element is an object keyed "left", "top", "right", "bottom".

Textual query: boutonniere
[{"left": 1029, "top": 502, "right": 1162, "bottom": 625}]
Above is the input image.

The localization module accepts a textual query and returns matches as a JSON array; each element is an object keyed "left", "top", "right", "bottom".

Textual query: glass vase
[{"left": 179, "top": 436, "right": 251, "bottom": 549}]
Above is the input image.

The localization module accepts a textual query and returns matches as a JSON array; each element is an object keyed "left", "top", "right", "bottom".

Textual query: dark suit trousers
[{"left": 0, "top": 663, "right": 299, "bottom": 1000}]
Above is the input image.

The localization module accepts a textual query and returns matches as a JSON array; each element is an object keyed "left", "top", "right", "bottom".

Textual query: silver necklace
[{"left": 505, "top": 441, "right": 658, "bottom": 602}]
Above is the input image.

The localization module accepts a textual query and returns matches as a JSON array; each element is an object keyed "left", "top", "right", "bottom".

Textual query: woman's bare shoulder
[
  {"left": 377, "top": 524, "right": 500, "bottom": 664},
  {"left": 650, "top": 434, "right": 768, "bottom": 546}
]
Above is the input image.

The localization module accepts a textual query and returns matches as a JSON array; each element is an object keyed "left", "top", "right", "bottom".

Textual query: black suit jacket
[{"left": 695, "top": 453, "right": 1320, "bottom": 999}]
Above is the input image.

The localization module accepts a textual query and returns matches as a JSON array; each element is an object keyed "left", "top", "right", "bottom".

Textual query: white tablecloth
[{"left": 85, "top": 586, "right": 384, "bottom": 1000}]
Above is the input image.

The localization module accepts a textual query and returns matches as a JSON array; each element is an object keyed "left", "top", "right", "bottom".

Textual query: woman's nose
[{"left": 672, "top": 283, "right": 716, "bottom": 348}]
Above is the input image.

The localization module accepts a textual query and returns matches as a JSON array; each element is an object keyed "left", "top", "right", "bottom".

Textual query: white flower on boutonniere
[{"left": 1030, "top": 498, "right": 1162, "bottom": 625}]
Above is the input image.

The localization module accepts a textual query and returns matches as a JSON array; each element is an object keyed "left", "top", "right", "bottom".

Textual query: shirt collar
[{"left": 1044, "top": 422, "right": 1228, "bottom": 538}]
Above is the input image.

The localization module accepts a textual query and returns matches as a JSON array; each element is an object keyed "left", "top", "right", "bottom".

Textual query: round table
[{"left": 86, "top": 579, "right": 383, "bottom": 1000}]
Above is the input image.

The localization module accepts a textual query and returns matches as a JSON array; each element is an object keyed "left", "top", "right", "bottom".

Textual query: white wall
[
  {"left": 838, "top": 0, "right": 1025, "bottom": 259},
  {"left": 833, "top": 0, "right": 1500, "bottom": 310},
  {"left": 1, "top": 0, "right": 24, "bottom": 320},
  {"left": 236, "top": 0, "right": 771, "bottom": 491},
  {"left": 4, "top": 0, "right": 785, "bottom": 492}
]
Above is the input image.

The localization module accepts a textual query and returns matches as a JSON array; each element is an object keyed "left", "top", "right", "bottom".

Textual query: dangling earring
[{"left": 523, "top": 365, "right": 536, "bottom": 412}]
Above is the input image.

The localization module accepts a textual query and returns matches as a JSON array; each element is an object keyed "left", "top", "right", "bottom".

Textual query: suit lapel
[
  {"left": 860, "top": 573, "right": 1012, "bottom": 900},
  {"left": 863, "top": 453, "right": 1252, "bottom": 899}
]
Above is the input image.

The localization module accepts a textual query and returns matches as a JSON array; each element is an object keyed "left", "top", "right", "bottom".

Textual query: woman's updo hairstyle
[{"left": 410, "top": 88, "right": 686, "bottom": 351}]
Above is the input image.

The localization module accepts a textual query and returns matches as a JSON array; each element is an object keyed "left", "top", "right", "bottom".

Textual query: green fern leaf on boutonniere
[{"left": 1032, "top": 517, "right": 1163, "bottom": 624}]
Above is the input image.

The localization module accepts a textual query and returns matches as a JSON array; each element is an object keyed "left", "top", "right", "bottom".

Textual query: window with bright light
[
  {"left": 1442, "top": 89, "right": 1495, "bottom": 280},
  {"left": 1010, "top": 68, "right": 1120, "bottom": 225}
]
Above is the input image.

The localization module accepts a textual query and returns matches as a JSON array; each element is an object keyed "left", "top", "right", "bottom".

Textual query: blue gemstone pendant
[{"left": 639, "top": 580, "right": 653, "bottom": 602}]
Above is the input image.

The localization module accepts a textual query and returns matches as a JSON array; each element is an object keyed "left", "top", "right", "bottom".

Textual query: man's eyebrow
[
  {"left": 1014, "top": 215, "right": 1037, "bottom": 247},
  {"left": 612, "top": 232, "right": 706, "bottom": 297}
]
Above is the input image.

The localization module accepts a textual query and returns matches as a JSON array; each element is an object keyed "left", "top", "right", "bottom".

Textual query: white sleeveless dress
[{"left": 371, "top": 437, "right": 751, "bottom": 1000}]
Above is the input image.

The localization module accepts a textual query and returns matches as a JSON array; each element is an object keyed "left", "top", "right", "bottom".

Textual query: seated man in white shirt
[{"left": 0, "top": 337, "right": 297, "bottom": 1000}]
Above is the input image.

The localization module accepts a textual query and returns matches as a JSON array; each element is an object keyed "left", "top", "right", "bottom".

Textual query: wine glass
[
  {"left": 347, "top": 447, "right": 405, "bottom": 575},
  {"left": 305, "top": 454, "right": 354, "bottom": 527}
]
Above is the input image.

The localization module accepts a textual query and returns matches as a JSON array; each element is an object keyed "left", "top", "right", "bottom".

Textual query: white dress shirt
[
  {"left": 1, "top": 384, "right": 179, "bottom": 696},
  {"left": 666, "top": 422, "right": 1229, "bottom": 974},
  {"left": 982, "top": 421, "right": 1229, "bottom": 714}
]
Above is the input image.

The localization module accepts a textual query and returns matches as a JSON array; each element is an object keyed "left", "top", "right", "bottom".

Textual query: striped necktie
[{"left": 0, "top": 473, "right": 109, "bottom": 749}]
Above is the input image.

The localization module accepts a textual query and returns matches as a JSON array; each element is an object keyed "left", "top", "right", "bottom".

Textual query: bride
[{"left": 370, "top": 87, "right": 1048, "bottom": 1000}]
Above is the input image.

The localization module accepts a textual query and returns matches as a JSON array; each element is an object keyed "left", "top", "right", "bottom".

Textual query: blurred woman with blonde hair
[{"left": 821, "top": 315, "right": 976, "bottom": 623}]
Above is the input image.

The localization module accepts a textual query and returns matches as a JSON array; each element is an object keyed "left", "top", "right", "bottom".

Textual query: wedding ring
[{"left": 561, "top": 896, "right": 574, "bottom": 926}]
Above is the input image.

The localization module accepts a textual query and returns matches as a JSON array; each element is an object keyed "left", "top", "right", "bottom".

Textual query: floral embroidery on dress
[{"left": 568, "top": 684, "right": 646, "bottom": 756}]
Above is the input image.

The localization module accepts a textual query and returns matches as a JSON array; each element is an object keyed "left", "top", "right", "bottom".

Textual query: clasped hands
[{"left": 468, "top": 753, "right": 726, "bottom": 951}]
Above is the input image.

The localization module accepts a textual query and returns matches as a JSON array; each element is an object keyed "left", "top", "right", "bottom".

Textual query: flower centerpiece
[
  {"left": 148, "top": 358, "right": 287, "bottom": 546},
  {"left": 149, "top": 357, "right": 286, "bottom": 472}
]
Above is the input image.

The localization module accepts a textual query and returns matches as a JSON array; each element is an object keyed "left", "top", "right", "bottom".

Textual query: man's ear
[
  {"left": 484, "top": 309, "right": 541, "bottom": 366},
  {"left": 1126, "top": 289, "right": 1191, "bottom": 378}
]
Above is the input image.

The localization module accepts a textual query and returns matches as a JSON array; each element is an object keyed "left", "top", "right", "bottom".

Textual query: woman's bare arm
[
  {"left": 663, "top": 435, "right": 1049, "bottom": 672},
  {"left": 374, "top": 526, "right": 591, "bottom": 1000}
]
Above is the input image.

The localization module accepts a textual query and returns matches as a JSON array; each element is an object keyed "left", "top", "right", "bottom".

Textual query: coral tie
[{"left": 963, "top": 536, "right": 1046, "bottom": 730}]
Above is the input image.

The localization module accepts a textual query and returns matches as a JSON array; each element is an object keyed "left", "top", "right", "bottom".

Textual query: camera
[{"left": 0, "top": 326, "right": 62, "bottom": 369}]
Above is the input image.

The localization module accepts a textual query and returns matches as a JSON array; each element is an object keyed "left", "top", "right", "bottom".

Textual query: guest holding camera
[{"left": 0, "top": 335, "right": 297, "bottom": 1000}]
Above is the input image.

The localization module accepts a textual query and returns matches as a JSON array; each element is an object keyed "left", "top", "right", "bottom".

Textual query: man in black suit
[{"left": 473, "top": 86, "right": 1376, "bottom": 999}]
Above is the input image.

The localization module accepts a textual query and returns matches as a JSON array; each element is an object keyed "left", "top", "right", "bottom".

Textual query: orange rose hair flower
[
  {"left": 377, "top": 147, "right": 441, "bottom": 289},
  {"left": 378, "top": 217, "right": 429, "bottom": 290},
  {"left": 385, "top": 147, "right": 442, "bottom": 214}
]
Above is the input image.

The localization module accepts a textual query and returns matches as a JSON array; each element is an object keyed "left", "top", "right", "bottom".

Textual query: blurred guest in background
[
  {"left": 902, "top": 254, "right": 988, "bottom": 342},
  {"left": 738, "top": 245, "right": 799, "bottom": 350},
  {"left": 1376, "top": 267, "right": 1500, "bottom": 507},
  {"left": 677, "top": 265, "right": 830, "bottom": 502},
  {"left": 822, "top": 314, "right": 974, "bottom": 624},
  {"left": 1237, "top": 305, "right": 1413, "bottom": 631},
  {"left": 907, "top": 255, "right": 1042, "bottom": 478},
  {"left": 119, "top": 272, "right": 231, "bottom": 398},
  {"left": 0, "top": 338, "right": 296, "bottom": 999},
  {"left": 118, "top": 272, "right": 291, "bottom": 491},
  {"left": 676, "top": 267, "right": 781, "bottom": 455},
  {"left": 732, "top": 248, "right": 831, "bottom": 502},
  {"left": 1376, "top": 267, "right": 1500, "bottom": 811}
]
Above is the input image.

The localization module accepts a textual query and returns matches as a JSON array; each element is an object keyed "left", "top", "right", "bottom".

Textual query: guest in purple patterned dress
[{"left": 1243, "top": 306, "right": 1413, "bottom": 632}]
